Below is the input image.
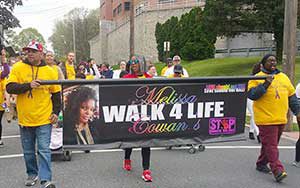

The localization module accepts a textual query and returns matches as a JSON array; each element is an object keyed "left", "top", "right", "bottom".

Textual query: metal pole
[
  {"left": 129, "top": 0, "right": 135, "bottom": 58},
  {"left": 282, "top": 0, "right": 298, "bottom": 131},
  {"left": 72, "top": 19, "right": 77, "bottom": 64}
]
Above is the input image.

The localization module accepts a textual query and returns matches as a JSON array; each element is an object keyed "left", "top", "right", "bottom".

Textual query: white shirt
[
  {"left": 163, "top": 66, "right": 189, "bottom": 77},
  {"left": 295, "top": 83, "right": 300, "bottom": 98}
]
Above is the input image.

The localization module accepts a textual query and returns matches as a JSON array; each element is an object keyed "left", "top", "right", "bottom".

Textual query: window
[{"left": 124, "top": 2, "right": 130, "bottom": 11}]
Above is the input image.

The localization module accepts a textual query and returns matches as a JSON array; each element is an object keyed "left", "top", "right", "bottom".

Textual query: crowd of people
[{"left": 0, "top": 40, "right": 299, "bottom": 187}]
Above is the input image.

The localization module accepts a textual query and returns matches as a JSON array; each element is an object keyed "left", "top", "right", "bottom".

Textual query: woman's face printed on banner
[{"left": 79, "top": 99, "right": 96, "bottom": 124}]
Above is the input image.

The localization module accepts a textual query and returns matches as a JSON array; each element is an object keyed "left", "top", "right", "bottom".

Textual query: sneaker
[
  {"left": 249, "top": 132, "right": 255, "bottom": 140},
  {"left": 41, "top": 181, "right": 56, "bottom": 188},
  {"left": 25, "top": 175, "right": 38, "bottom": 186},
  {"left": 274, "top": 171, "right": 287, "bottom": 182},
  {"left": 123, "top": 159, "right": 131, "bottom": 171},
  {"left": 0, "top": 140, "right": 3, "bottom": 147},
  {"left": 256, "top": 165, "right": 272, "bottom": 174},
  {"left": 142, "top": 170, "right": 153, "bottom": 182},
  {"left": 292, "top": 161, "right": 300, "bottom": 168}
]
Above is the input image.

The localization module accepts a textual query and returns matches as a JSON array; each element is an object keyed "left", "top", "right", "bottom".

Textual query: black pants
[
  {"left": 0, "top": 111, "right": 4, "bottom": 140},
  {"left": 124, "top": 147, "right": 150, "bottom": 170},
  {"left": 296, "top": 137, "right": 300, "bottom": 162}
]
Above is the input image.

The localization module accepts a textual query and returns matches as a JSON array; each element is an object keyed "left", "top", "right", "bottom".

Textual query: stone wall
[{"left": 105, "top": 7, "right": 192, "bottom": 65}]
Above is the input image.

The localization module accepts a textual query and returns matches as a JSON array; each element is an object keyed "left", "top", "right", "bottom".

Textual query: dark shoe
[
  {"left": 274, "top": 171, "right": 287, "bottom": 182},
  {"left": 257, "top": 135, "right": 261, "bottom": 143},
  {"left": 256, "top": 165, "right": 272, "bottom": 174},
  {"left": 41, "top": 181, "right": 56, "bottom": 188},
  {"left": 25, "top": 175, "right": 38, "bottom": 186},
  {"left": 249, "top": 132, "right": 255, "bottom": 140},
  {"left": 84, "top": 150, "right": 90, "bottom": 153}
]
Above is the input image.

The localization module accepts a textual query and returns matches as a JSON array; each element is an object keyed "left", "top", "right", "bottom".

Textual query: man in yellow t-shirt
[
  {"left": 161, "top": 57, "right": 173, "bottom": 76},
  {"left": 248, "top": 54, "right": 300, "bottom": 183},
  {"left": 6, "top": 41, "right": 61, "bottom": 188},
  {"left": 60, "top": 52, "right": 75, "bottom": 80}
]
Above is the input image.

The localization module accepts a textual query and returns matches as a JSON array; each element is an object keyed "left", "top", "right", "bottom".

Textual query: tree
[
  {"left": 49, "top": 8, "right": 100, "bottom": 63},
  {"left": 11, "top": 28, "right": 45, "bottom": 51},
  {"left": 0, "top": 0, "right": 23, "bottom": 29},
  {"left": 155, "top": 7, "right": 216, "bottom": 61},
  {"left": 202, "top": 0, "right": 288, "bottom": 62}
]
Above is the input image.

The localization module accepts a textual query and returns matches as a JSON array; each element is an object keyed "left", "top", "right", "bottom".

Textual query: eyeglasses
[{"left": 129, "top": 59, "right": 139, "bottom": 65}]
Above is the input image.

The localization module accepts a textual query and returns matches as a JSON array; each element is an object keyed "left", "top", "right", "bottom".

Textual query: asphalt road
[{"left": 0, "top": 120, "right": 299, "bottom": 188}]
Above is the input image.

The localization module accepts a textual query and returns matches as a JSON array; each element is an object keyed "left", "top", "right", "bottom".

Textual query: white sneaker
[{"left": 292, "top": 161, "right": 300, "bottom": 168}]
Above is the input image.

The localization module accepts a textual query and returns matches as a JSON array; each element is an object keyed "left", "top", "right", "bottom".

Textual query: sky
[{"left": 13, "top": 0, "right": 100, "bottom": 49}]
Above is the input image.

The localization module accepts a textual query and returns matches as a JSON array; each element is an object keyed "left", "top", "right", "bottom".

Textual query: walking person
[
  {"left": 293, "top": 82, "right": 300, "bottom": 167},
  {"left": 0, "top": 48, "right": 10, "bottom": 146},
  {"left": 45, "top": 51, "right": 64, "bottom": 80},
  {"left": 60, "top": 52, "right": 76, "bottom": 80},
  {"left": 248, "top": 62, "right": 261, "bottom": 143},
  {"left": 123, "top": 56, "right": 153, "bottom": 182},
  {"left": 6, "top": 41, "right": 61, "bottom": 188},
  {"left": 248, "top": 54, "right": 300, "bottom": 182}
]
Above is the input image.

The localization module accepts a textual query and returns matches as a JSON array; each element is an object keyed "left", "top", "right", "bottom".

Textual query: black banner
[
  {"left": 42, "top": 76, "right": 266, "bottom": 149},
  {"left": 41, "top": 76, "right": 267, "bottom": 149}
]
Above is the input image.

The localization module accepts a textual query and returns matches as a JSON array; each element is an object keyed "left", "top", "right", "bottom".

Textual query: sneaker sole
[
  {"left": 276, "top": 174, "right": 287, "bottom": 182},
  {"left": 25, "top": 176, "right": 38, "bottom": 186},
  {"left": 142, "top": 175, "right": 152, "bottom": 182}
]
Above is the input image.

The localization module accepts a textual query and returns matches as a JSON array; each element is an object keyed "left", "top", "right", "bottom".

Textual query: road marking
[
  {"left": 2, "top": 135, "right": 20, "bottom": 139},
  {"left": 0, "top": 146, "right": 295, "bottom": 159}
]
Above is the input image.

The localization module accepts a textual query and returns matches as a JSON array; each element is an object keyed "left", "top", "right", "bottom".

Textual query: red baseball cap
[{"left": 23, "top": 40, "right": 43, "bottom": 52}]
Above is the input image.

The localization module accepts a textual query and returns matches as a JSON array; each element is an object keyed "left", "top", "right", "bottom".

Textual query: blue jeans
[{"left": 20, "top": 124, "right": 52, "bottom": 181}]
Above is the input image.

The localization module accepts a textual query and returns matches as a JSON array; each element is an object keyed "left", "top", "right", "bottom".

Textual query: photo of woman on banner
[{"left": 63, "top": 85, "right": 99, "bottom": 145}]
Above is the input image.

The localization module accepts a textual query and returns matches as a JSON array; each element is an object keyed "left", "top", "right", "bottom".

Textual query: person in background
[
  {"left": 122, "top": 57, "right": 153, "bottom": 182},
  {"left": 0, "top": 49, "right": 10, "bottom": 146},
  {"left": 167, "top": 64, "right": 187, "bottom": 78},
  {"left": 85, "top": 58, "right": 101, "bottom": 79},
  {"left": 45, "top": 51, "right": 64, "bottom": 80},
  {"left": 248, "top": 62, "right": 261, "bottom": 143},
  {"left": 147, "top": 64, "right": 157, "bottom": 77},
  {"left": 100, "top": 64, "right": 113, "bottom": 79},
  {"left": 161, "top": 58, "right": 173, "bottom": 76},
  {"left": 60, "top": 52, "right": 76, "bottom": 80},
  {"left": 293, "top": 82, "right": 300, "bottom": 168},
  {"left": 75, "top": 63, "right": 87, "bottom": 79},
  {"left": 6, "top": 40, "right": 61, "bottom": 188},
  {"left": 164, "top": 55, "right": 189, "bottom": 77},
  {"left": 113, "top": 60, "right": 127, "bottom": 78},
  {"left": 248, "top": 54, "right": 300, "bottom": 183}
]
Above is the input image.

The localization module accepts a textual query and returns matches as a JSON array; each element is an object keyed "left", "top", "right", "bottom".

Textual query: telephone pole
[
  {"left": 72, "top": 19, "right": 77, "bottom": 64},
  {"left": 129, "top": 0, "right": 135, "bottom": 58},
  {"left": 282, "top": 0, "right": 298, "bottom": 131}
]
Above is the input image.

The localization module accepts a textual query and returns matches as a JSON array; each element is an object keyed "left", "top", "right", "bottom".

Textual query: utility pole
[
  {"left": 129, "top": 0, "right": 135, "bottom": 58},
  {"left": 282, "top": 0, "right": 298, "bottom": 131},
  {"left": 72, "top": 19, "right": 77, "bottom": 64}
]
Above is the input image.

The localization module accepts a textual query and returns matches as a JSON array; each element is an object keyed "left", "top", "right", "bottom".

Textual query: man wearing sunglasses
[
  {"left": 6, "top": 40, "right": 61, "bottom": 188},
  {"left": 163, "top": 55, "right": 189, "bottom": 77}
]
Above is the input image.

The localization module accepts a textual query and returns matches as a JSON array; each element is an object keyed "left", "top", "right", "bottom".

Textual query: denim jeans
[{"left": 20, "top": 124, "right": 52, "bottom": 181}]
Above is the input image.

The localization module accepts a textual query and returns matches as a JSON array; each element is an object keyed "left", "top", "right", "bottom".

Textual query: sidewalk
[{"left": 282, "top": 131, "right": 299, "bottom": 142}]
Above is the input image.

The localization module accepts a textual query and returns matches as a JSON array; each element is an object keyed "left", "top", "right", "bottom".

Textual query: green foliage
[
  {"left": 202, "top": 0, "right": 286, "bottom": 62},
  {"left": 8, "top": 28, "right": 45, "bottom": 51},
  {"left": 0, "top": 0, "right": 23, "bottom": 29},
  {"left": 49, "top": 8, "right": 100, "bottom": 63},
  {"left": 155, "top": 7, "right": 216, "bottom": 61}
]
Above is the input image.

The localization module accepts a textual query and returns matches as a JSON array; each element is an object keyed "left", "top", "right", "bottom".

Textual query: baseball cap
[
  {"left": 173, "top": 55, "right": 181, "bottom": 61},
  {"left": 23, "top": 40, "right": 43, "bottom": 52},
  {"left": 174, "top": 64, "right": 183, "bottom": 74}
]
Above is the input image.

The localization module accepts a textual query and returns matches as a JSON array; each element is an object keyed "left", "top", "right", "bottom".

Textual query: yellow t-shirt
[
  {"left": 65, "top": 62, "right": 75, "bottom": 80},
  {"left": 0, "top": 78, "right": 6, "bottom": 111},
  {"left": 248, "top": 71, "right": 295, "bottom": 125},
  {"left": 86, "top": 74, "right": 94, "bottom": 80},
  {"left": 7, "top": 61, "right": 61, "bottom": 126},
  {"left": 161, "top": 66, "right": 168, "bottom": 76}
]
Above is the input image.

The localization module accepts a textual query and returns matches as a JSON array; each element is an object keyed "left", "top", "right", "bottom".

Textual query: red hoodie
[{"left": 123, "top": 72, "right": 152, "bottom": 78}]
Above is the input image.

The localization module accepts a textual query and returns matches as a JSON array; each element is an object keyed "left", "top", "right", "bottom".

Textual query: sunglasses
[{"left": 129, "top": 59, "right": 140, "bottom": 65}]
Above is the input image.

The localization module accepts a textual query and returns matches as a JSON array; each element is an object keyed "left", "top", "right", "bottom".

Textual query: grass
[{"left": 155, "top": 56, "right": 300, "bottom": 83}]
